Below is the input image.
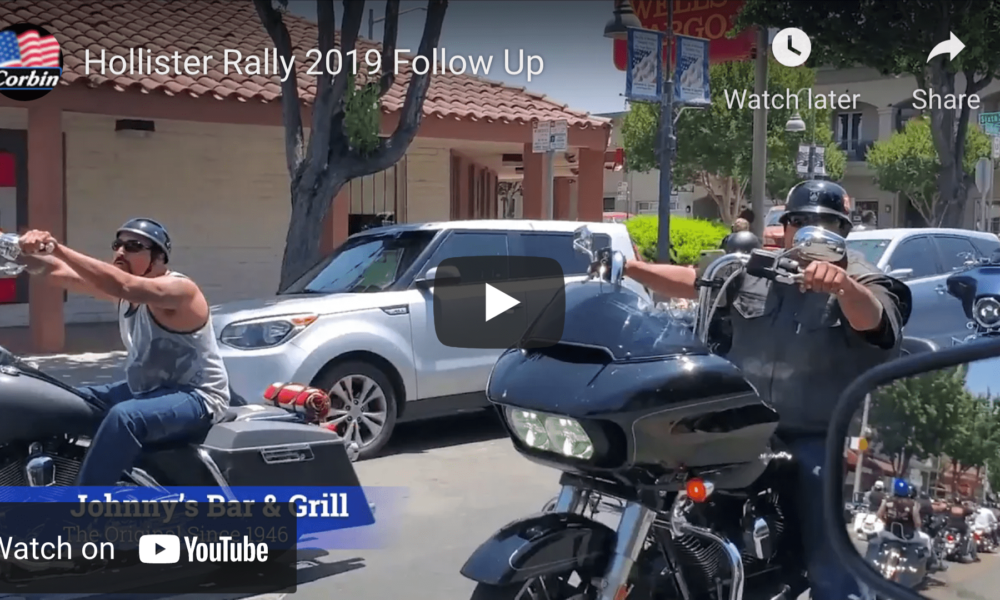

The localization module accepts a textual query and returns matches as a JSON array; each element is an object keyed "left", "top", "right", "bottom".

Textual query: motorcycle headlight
[
  {"left": 974, "top": 297, "right": 1000, "bottom": 329},
  {"left": 219, "top": 314, "right": 318, "bottom": 349},
  {"left": 505, "top": 407, "right": 594, "bottom": 460}
]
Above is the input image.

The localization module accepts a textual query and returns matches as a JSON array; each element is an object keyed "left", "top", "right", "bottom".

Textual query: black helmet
[
  {"left": 779, "top": 181, "right": 853, "bottom": 232},
  {"left": 724, "top": 231, "right": 762, "bottom": 254},
  {"left": 117, "top": 218, "right": 171, "bottom": 263}
]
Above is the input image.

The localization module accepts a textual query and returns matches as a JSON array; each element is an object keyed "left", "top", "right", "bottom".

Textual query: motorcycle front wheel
[{"left": 470, "top": 573, "right": 593, "bottom": 600}]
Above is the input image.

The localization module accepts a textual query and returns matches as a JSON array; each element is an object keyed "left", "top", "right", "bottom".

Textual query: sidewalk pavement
[{"left": 22, "top": 351, "right": 125, "bottom": 387}]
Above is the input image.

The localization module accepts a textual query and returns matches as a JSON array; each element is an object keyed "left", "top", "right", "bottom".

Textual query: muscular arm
[
  {"left": 877, "top": 501, "right": 887, "bottom": 520},
  {"left": 51, "top": 244, "right": 197, "bottom": 309},
  {"left": 19, "top": 254, "right": 117, "bottom": 301},
  {"left": 914, "top": 508, "right": 923, "bottom": 529},
  {"left": 623, "top": 259, "right": 698, "bottom": 299},
  {"left": 841, "top": 276, "right": 904, "bottom": 350}
]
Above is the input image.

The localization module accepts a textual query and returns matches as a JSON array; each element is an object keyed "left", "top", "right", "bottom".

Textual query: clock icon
[{"left": 772, "top": 28, "right": 811, "bottom": 68}]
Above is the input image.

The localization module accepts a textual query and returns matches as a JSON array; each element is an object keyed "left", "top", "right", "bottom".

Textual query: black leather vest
[{"left": 722, "top": 251, "right": 903, "bottom": 435}]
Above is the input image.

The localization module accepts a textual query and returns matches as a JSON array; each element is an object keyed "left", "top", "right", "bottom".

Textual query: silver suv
[{"left": 212, "top": 220, "right": 647, "bottom": 458}]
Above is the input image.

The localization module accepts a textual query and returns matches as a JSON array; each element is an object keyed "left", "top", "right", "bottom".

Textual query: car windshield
[
  {"left": 281, "top": 230, "right": 436, "bottom": 295},
  {"left": 846, "top": 238, "right": 891, "bottom": 265},
  {"left": 764, "top": 208, "right": 785, "bottom": 226}
]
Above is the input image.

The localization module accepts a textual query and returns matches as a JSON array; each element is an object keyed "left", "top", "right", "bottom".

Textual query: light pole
[
  {"left": 368, "top": 6, "right": 427, "bottom": 40},
  {"left": 605, "top": 0, "right": 674, "bottom": 263},
  {"left": 785, "top": 88, "right": 817, "bottom": 179}
]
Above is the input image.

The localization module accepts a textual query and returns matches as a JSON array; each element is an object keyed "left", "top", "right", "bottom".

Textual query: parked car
[
  {"left": 763, "top": 204, "right": 785, "bottom": 248},
  {"left": 847, "top": 228, "right": 1000, "bottom": 348},
  {"left": 212, "top": 220, "right": 648, "bottom": 458}
]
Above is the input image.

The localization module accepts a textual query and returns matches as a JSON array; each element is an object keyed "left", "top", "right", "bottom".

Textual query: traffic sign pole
[{"left": 532, "top": 120, "right": 567, "bottom": 221}]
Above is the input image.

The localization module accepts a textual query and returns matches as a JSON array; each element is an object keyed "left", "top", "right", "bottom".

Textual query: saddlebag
[{"left": 199, "top": 420, "right": 360, "bottom": 487}]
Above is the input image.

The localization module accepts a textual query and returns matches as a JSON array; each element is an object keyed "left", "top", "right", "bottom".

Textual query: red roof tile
[{"left": 3, "top": 1, "right": 609, "bottom": 130}]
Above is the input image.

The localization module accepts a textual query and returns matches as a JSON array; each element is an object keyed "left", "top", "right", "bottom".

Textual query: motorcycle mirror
[
  {"left": 825, "top": 337, "right": 1000, "bottom": 600},
  {"left": 573, "top": 226, "right": 595, "bottom": 260},
  {"left": 790, "top": 226, "right": 847, "bottom": 263}
]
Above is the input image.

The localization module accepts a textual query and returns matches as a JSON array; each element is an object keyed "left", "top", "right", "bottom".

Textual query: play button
[
  {"left": 485, "top": 283, "right": 519, "bottom": 322},
  {"left": 432, "top": 255, "right": 565, "bottom": 349}
]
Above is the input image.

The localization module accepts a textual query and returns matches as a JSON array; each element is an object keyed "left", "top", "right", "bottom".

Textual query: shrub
[{"left": 625, "top": 215, "right": 729, "bottom": 265}]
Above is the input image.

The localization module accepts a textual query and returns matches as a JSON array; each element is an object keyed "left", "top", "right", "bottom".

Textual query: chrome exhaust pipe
[{"left": 671, "top": 495, "right": 745, "bottom": 600}]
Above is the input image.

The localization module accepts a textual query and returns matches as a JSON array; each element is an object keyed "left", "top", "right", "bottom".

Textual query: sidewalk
[
  {"left": 0, "top": 322, "right": 123, "bottom": 355},
  {"left": 0, "top": 322, "right": 124, "bottom": 386}
]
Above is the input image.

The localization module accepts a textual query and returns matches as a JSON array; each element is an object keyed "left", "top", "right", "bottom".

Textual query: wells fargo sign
[{"left": 612, "top": 0, "right": 756, "bottom": 70}]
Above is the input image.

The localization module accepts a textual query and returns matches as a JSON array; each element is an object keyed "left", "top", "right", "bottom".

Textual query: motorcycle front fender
[{"left": 460, "top": 512, "right": 616, "bottom": 586}]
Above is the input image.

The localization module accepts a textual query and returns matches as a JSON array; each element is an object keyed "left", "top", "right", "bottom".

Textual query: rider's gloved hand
[{"left": 587, "top": 247, "right": 613, "bottom": 281}]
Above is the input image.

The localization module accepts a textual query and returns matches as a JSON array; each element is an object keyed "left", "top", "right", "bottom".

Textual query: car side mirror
[
  {"left": 824, "top": 338, "right": 1000, "bottom": 600},
  {"left": 415, "top": 265, "right": 461, "bottom": 289},
  {"left": 886, "top": 267, "right": 913, "bottom": 280}
]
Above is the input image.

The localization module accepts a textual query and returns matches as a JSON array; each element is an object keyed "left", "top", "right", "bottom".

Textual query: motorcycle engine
[
  {"left": 0, "top": 438, "right": 85, "bottom": 494},
  {"left": 668, "top": 489, "right": 786, "bottom": 595}
]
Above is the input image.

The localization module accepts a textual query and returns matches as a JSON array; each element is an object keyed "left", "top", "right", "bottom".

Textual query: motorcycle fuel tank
[
  {"left": 489, "top": 281, "right": 779, "bottom": 475},
  {"left": 0, "top": 365, "right": 99, "bottom": 442}
]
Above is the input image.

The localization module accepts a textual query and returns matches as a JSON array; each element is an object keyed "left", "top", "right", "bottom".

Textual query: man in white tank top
[{"left": 19, "top": 218, "right": 230, "bottom": 485}]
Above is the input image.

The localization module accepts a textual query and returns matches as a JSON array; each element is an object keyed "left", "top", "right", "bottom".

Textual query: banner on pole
[
  {"left": 674, "top": 35, "right": 711, "bottom": 106},
  {"left": 625, "top": 27, "right": 663, "bottom": 103}
]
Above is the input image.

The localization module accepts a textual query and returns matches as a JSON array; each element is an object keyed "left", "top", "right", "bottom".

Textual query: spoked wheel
[
  {"left": 315, "top": 361, "right": 398, "bottom": 460},
  {"left": 470, "top": 572, "right": 594, "bottom": 600}
]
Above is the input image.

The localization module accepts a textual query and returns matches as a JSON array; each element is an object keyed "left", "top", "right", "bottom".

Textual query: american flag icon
[{"left": 0, "top": 29, "right": 61, "bottom": 68}]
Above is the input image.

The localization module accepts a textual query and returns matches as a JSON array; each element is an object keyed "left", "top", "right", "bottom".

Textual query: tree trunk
[{"left": 277, "top": 177, "right": 345, "bottom": 291}]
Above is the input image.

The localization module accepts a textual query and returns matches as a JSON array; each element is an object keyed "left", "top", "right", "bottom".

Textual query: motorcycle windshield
[{"left": 518, "top": 280, "right": 706, "bottom": 360}]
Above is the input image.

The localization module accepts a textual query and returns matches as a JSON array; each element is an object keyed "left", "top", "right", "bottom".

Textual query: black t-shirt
[
  {"left": 869, "top": 490, "right": 886, "bottom": 511},
  {"left": 946, "top": 505, "right": 973, "bottom": 529},
  {"left": 919, "top": 499, "right": 934, "bottom": 519}
]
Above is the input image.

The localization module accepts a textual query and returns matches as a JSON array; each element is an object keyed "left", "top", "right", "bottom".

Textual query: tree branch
[
  {"left": 379, "top": 0, "right": 400, "bottom": 97},
  {"left": 252, "top": 0, "right": 305, "bottom": 178},
  {"left": 296, "top": 0, "right": 338, "bottom": 196},
  {"left": 349, "top": 0, "right": 448, "bottom": 178}
]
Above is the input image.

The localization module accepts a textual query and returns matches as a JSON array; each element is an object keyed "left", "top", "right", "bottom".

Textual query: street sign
[
  {"left": 549, "top": 120, "right": 567, "bottom": 151},
  {"left": 980, "top": 112, "right": 1000, "bottom": 136},
  {"left": 532, "top": 121, "right": 550, "bottom": 153},
  {"left": 976, "top": 157, "right": 993, "bottom": 196},
  {"left": 617, "top": 181, "right": 628, "bottom": 192},
  {"left": 993, "top": 136, "right": 1000, "bottom": 160},
  {"left": 616, "top": 190, "right": 627, "bottom": 202}
]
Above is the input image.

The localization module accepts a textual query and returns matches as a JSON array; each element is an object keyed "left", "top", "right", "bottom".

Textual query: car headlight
[
  {"left": 219, "top": 314, "right": 318, "bottom": 349},
  {"left": 974, "top": 297, "right": 1000, "bottom": 329},
  {"left": 505, "top": 407, "right": 594, "bottom": 460}
]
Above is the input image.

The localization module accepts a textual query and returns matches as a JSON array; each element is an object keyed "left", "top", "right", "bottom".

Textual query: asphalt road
[{"left": 19, "top": 353, "right": 1000, "bottom": 600}]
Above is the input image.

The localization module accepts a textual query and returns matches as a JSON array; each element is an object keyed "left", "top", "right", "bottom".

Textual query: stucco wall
[{"left": 0, "top": 110, "right": 451, "bottom": 327}]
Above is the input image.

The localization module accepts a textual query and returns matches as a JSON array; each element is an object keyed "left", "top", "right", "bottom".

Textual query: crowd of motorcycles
[{"left": 847, "top": 494, "right": 999, "bottom": 587}]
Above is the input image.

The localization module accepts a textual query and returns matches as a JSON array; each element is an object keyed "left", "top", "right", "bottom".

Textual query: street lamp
[
  {"left": 784, "top": 88, "right": 818, "bottom": 179},
  {"left": 606, "top": 0, "right": 676, "bottom": 264},
  {"left": 368, "top": 6, "right": 427, "bottom": 40},
  {"left": 604, "top": 0, "right": 643, "bottom": 39}
]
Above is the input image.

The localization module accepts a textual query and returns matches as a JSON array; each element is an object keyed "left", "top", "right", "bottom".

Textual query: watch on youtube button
[{"left": 432, "top": 256, "right": 565, "bottom": 350}]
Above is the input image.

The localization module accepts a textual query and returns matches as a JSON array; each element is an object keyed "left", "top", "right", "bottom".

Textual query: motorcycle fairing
[{"left": 460, "top": 512, "right": 615, "bottom": 586}]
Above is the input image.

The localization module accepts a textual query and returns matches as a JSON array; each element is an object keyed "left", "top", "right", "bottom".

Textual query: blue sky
[
  {"left": 288, "top": 0, "right": 629, "bottom": 115},
  {"left": 967, "top": 357, "right": 1000, "bottom": 399}
]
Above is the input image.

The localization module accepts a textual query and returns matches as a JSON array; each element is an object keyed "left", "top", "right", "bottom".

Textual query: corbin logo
[{"left": 0, "top": 23, "right": 63, "bottom": 102}]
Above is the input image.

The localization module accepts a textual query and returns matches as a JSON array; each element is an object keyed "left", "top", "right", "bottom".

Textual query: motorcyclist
[
  {"left": 974, "top": 501, "right": 996, "bottom": 550},
  {"left": 946, "top": 495, "right": 977, "bottom": 561},
  {"left": 877, "top": 479, "right": 940, "bottom": 571},
  {"left": 866, "top": 480, "right": 886, "bottom": 512},
  {"left": 604, "top": 180, "right": 910, "bottom": 600},
  {"left": 17, "top": 220, "right": 230, "bottom": 485}
]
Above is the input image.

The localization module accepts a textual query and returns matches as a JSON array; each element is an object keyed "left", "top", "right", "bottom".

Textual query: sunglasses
[
  {"left": 112, "top": 239, "right": 151, "bottom": 253},
  {"left": 785, "top": 214, "right": 842, "bottom": 230}
]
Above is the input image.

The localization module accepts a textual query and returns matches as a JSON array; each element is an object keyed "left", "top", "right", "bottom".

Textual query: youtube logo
[
  {"left": 432, "top": 256, "right": 565, "bottom": 349},
  {"left": 139, "top": 534, "right": 181, "bottom": 564}
]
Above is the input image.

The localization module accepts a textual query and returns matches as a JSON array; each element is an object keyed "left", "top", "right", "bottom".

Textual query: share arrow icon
[{"left": 927, "top": 32, "right": 965, "bottom": 63}]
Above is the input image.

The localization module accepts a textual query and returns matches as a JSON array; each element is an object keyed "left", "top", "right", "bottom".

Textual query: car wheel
[{"left": 314, "top": 360, "right": 398, "bottom": 460}]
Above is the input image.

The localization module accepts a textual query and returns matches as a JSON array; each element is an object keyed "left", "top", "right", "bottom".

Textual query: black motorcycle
[{"left": 460, "top": 226, "right": 875, "bottom": 600}]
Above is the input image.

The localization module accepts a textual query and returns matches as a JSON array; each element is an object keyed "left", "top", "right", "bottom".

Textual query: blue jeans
[
  {"left": 75, "top": 381, "right": 212, "bottom": 486},
  {"left": 785, "top": 435, "right": 861, "bottom": 600}
]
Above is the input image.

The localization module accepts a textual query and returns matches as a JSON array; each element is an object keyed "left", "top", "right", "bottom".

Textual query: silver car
[
  {"left": 847, "top": 228, "right": 1000, "bottom": 348},
  {"left": 211, "top": 220, "right": 647, "bottom": 458}
]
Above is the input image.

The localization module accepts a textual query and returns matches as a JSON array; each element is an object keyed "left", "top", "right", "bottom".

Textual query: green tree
[
  {"left": 620, "top": 60, "right": 844, "bottom": 226},
  {"left": 869, "top": 365, "right": 971, "bottom": 476},
  {"left": 736, "top": 1, "right": 1000, "bottom": 228},
  {"left": 948, "top": 392, "right": 1000, "bottom": 495},
  {"left": 867, "top": 116, "right": 990, "bottom": 227},
  {"left": 254, "top": 0, "right": 448, "bottom": 289}
]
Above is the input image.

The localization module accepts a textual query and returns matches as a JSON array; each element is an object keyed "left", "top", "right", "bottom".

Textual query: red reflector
[{"left": 686, "top": 478, "right": 709, "bottom": 503}]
